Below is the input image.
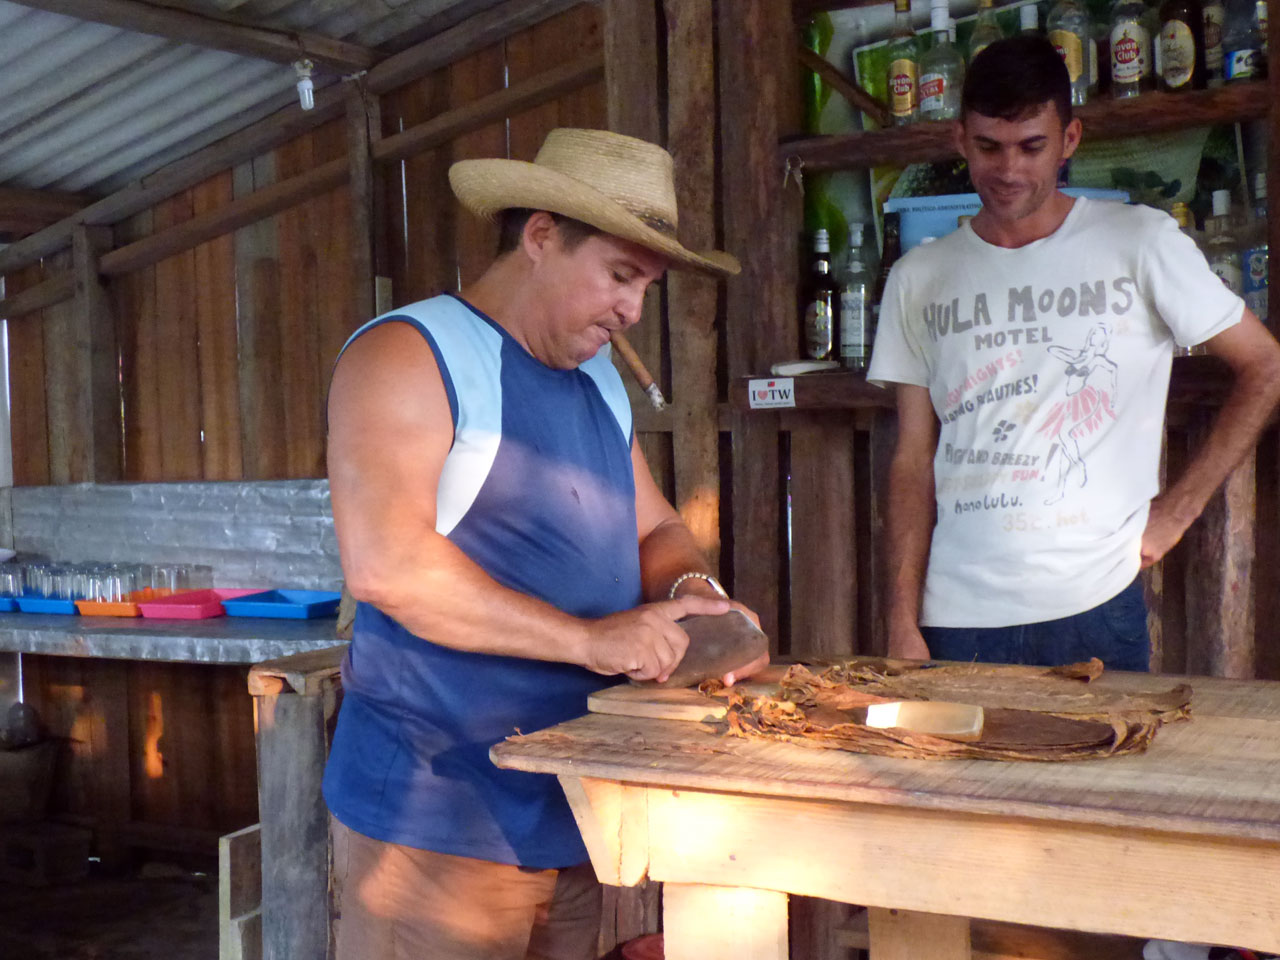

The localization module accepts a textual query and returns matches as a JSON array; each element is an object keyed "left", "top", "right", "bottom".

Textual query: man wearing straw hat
[{"left": 322, "top": 128, "right": 764, "bottom": 960}]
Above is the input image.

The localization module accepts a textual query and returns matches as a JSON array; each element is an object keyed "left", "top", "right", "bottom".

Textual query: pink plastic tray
[{"left": 137, "top": 588, "right": 263, "bottom": 620}]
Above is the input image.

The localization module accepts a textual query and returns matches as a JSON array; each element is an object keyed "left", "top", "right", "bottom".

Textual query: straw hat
[{"left": 449, "top": 128, "right": 740, "bottom": 277}]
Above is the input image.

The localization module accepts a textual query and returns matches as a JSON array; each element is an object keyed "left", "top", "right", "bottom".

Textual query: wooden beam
[
  {"left": 0, "top": 186, "right": 90, "bottom": 225},
  {"left": 8, "top": 0, "right": 375, "bottom": 72},
  {"left": 663, "top": 883, "right": 790, "bottom": 960},
  {"left": 0, "top": 0, "right": 584, "bottom": 276},
  {"left": 796, "top": 44, "right": 892, "bottom": 129},
  {"left": 665, "top": 0, "right": 721, "bottom": 564},
  {"left": 99, "top": 159, "right": 348, "bottom": 277},
  {"left": 0, "top": 273, "right": 73, "bottom": 319},
  {"left": 375, "top": 52, "right": 604, "bottom": 164}
]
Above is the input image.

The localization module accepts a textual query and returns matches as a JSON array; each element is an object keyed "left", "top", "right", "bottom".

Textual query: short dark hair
[
  {"left": 495, "top": 208, "right": 601, "bottom": 255},
  {"left": 961, "top": 35, "right": 1072, "bottom": 128}
]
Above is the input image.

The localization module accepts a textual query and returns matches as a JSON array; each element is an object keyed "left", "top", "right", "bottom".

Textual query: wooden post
[
  {"left": 719, "top": 0, "right": 800, "bottom": 643},
  {"left": 1185, "top": 410, "right": 1256, "bottom": 678},
  {"left": 249, "top": 647, "right": 345, "bottom": 960},
  {"left": 604, "top": 0, "right": 665, "bottom": 414},
  {"left": 345, "top": 79, "right": 383, "bottom": 325},
  {"left": 665, "top": 0, "right": 721, "bottom": 563},
  {"left": 62, "top": 226, "right": 122, "bottom": 482}
]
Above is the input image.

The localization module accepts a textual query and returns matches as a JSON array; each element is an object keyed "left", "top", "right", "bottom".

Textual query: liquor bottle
[
  {"left": 1110, "top": 0, "right": 1156, "bottom": 96},
  {"left": 1206, "top": 189, "right": 1244, "bottom": 294},
  {"left": 803, "top": 229, "right": 840, "bottom": 361},
  {"left": 1222, "top": 0, "right": 1267, "bottom": 78},
  {"left": 871, "top": 214, "right": 903, "bottom": 330},
  {"left": 839, "top": 223, "right": 876, "bottom": 370},
  {"left": 969, "top": 0, "right": 1007, "bottom": 60},
  {"left": 1160, "top": 0, "right": 1209, "bottom": 88},
  {"left": 1203, "top": 0, "right": 1227, "bottom": 81},
  {"left": 1021, "top": 2, "right": 1042, "bottom": 33},
  {"left": 887, "top": 0, "right": 921, "bottom": 125},
  {"left": 1048, "top": 0, "right": 1093, "bottom": 103},
  {"left": 1242, "top": 173, "right": 1269, "bottom": 320},
  {"left": 919, "top": 0, "right": 966, "bottom": 119}
]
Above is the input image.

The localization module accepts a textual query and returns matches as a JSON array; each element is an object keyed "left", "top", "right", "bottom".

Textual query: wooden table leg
[
  {"left": 663, "top": 882, "right": 788, "bottom": 960},
  {"left": 868, "top": 907, "right": 971, "bottom": 960}
]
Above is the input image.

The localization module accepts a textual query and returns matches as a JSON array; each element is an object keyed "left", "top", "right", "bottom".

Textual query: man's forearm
[
  {"left": 1163, "top": 359, "right": 1280, "bottom": 523},
  {"left": 885, "top": 456, "right": 937, "bottom": 630},
  {"left": 638, "top": 517, "right": 717, "bottom": 602}
]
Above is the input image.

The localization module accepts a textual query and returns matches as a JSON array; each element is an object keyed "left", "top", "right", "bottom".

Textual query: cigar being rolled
[{"left": 610, "top": 330, "right": 667, "bottom": 410}]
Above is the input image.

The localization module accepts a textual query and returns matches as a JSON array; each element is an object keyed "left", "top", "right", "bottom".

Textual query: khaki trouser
[{"left": 331, "top": 817, "right": 602, "bottom": 960}]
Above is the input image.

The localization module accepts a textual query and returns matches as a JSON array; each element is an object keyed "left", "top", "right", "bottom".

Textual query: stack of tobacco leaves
[{"left": 701, "top": 658, "right": 1192, "bottom": 762}]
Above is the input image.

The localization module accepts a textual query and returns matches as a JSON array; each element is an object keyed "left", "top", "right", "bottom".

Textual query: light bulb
[{"left": 293, "top": 59, "right": 315, "bottom": 111}]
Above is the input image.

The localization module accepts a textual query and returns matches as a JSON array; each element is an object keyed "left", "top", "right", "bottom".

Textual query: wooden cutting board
[{"left": 587, "top": 665, "right": 788, "bottom": 721}]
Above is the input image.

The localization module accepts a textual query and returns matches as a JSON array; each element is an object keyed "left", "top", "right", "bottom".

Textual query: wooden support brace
[
  {"left": 557, "top": 776, "right": 649, "bottom": 887},
  {"left": 867, "top": 908, "right": 971, "bottom": 960},
  {"left": 796, "top": 44, "right": 892, "bottom": 128}
]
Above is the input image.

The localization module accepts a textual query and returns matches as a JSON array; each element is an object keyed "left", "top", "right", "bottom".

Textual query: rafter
[
  {"left": 0, "top": 186, "right": 90, "bottom": 229},
  {"left": 8, "top": 0, "right": 376, "bottom": 72}
]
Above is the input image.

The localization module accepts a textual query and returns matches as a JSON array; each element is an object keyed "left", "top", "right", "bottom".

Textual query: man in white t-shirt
[{"left": 868, "top": 36, "right": 1280, "bottom": 668}]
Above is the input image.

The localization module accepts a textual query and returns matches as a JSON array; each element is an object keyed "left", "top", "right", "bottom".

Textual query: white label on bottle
[
  {"left": 1212, "top": 261, "right": 1243, "bottom": 294},
  {"left": 748, "top": 378, "right": 796, "bottom": 409},
  {"left": 840, "top": 290, "right": 868, "bottom": 356},
  {"left": 919, "top": 72, "right": 947, "bottom": 111},
  {"left": 1160, "top": 19, "right": 1196, "bottom": 86},
  {"left": 1226, "top": 46, "right": 1261, "bottom": 79},
  {"left": 1203, "top": 3, "right": 1225, "bottom": 70},
  {"left": 1110, "top": 22, "right": 1151, "bottom": 82}
]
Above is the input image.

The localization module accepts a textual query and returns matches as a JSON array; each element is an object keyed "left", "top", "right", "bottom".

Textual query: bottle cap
[
  {"left": 1212, "top": 189, "right": 1231, "bottom": 217},
  {"left": 1020, "top": 3, "right": 1037, "bottom": 29},
  {"left": 1170, "top": 201, "right": 1191, "bottom": 228},
  {"left": 1255, "top": 172, "right": 1267, "bottom": 202},
  {"left": 849, "top": 222, "right": 865, "bottom": 246},
  {"left": 932, "top": 5, "right": 949, "bottom": 30},
  {"left": 814, "top": 228, "right": 830, "bottom": 252}
]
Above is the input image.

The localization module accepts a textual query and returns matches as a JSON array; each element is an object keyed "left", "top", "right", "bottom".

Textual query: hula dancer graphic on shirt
[{"left": 1037, "top": 322, "right": 1118, "bottom": 505}]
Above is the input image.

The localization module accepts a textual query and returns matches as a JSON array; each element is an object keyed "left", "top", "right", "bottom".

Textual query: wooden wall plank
[
  {"left": 152, "top": 193, "right": 203, "bottom": 481},
  {"left": 665, "top": 0, "right": 721, "bottom": 563},
  {"left": 234, "top": 155, "right": 288, "bottom": 480},
  {"left": 72, "top": 225, "right": 123, "bottom": 482},
  {"left": 388, "top": 71, "right": 456, "bottom": 306},
  {"left": 449, "top": 44, "right": 507, "bottom": 287},
  {"left": 274, "top": 133, "right": 326, "bottom": 479},
  {"left": 5, "top": 264, "right": 52, "bottom": 485},
  {"left": 192, "top": 171, "right": 243, "bottom": 481},
  {"left": 788, "top": 416, "right": 857, "bottom": 657},
  {"left": 1256, "top": 428, "right": 1280, "bottom": 681}
]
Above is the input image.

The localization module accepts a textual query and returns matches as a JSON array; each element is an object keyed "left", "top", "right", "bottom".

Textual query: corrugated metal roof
[{"left": 0, "top": 0, "right": 477, "bottom": 199}]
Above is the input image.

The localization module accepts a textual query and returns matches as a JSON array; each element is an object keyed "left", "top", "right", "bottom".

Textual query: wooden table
[{"left": 491, "top": 670, "right": 1280, "bottom": 959}]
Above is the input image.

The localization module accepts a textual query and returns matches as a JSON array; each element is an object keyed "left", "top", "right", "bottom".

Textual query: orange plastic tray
[{"left": 75, "top": 588, "right": 168, "bottom": 618}]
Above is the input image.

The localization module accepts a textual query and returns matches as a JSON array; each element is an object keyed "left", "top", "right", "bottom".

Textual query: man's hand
[
  {"left": 1140, "top": 495, "right": 1197, "bottom": 568},
  {"left": 887, "top": 620, "right": 931, "bottom": 660},
  {"left": 581, "top": 595, "right": 731, "bottom": 682}
]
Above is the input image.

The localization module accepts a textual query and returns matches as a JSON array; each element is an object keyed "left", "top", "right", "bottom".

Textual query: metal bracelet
[{"left": 667, "top": 571, "right": 729, "bottom": 601}]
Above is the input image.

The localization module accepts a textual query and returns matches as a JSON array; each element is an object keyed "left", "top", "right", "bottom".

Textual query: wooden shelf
[
  {"left": 780, "top": 82, "right": 1271, "bottom": 172},
  {"left": 732, "top": 355, "right": 1231, "bottom": 413}
]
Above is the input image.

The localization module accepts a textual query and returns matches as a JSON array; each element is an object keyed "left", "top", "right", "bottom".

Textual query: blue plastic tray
[
  {"left": 220, "top": 589, "right": 341, "bottom": 619},
  {"left": 16, "top": 597, "right": 79, "bottom": 615},
  {"left": 0, "top": 597, "right": 18, "bottom": 612}
]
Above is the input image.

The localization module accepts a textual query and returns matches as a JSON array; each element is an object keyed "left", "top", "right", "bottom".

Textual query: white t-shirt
[{"left": 868, "top": 197, "right": 1243, "bottom": 627}]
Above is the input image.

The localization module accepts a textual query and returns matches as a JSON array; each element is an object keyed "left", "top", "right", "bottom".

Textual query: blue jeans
[{"left": 920, "top": 577, "right": 1150, "bottom": 672}]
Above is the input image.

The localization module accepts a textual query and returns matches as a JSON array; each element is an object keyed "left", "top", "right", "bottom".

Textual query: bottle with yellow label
[
  {"left": 886, "top": 0, "right": 920, "bottom": 125},
  {"left": 1160, "top": 0, "right": 1209, "bottom": 88},
  {"left": 1048, "top": 0, "right": 1092, "bottom": 104}
]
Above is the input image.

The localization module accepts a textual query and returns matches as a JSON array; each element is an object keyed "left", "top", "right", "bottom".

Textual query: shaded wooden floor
[{"left": 0, "top": 867, "right": 217, "bottom": 959}]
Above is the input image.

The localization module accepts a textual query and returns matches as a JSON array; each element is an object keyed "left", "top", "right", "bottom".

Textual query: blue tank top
[{"left": 322, "top": 294, "right": 640, "bottom": 867}]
